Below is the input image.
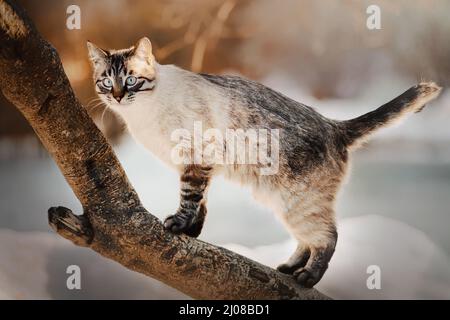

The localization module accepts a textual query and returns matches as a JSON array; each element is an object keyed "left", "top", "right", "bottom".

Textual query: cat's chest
[{"left": 124, "top": 113, "right": 176, "bottom": 166}]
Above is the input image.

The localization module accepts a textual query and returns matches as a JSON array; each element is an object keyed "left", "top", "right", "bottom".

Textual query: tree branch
[{"left": 0, "top": 0, "right": 329, "bottom": 299}]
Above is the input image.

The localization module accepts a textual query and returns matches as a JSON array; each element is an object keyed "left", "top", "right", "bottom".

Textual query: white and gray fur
[{"left": 87, "top": 37, "right": 442, "bottom": 288}]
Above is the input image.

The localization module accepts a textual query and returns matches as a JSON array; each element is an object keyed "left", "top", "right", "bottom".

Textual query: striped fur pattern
[
  {"left": 88, "top": 37, "right": 442, "bottom": 288},
  {"left": 87, "top": 39, "right": 156, "bottom": 104},
  {"left": 165, "top": 165, "right": 212, "bottom": 237}
]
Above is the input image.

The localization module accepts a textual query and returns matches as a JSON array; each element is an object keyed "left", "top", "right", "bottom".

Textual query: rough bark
[{"left": 0, "top": 0, "right": 329, "bottom": 300}]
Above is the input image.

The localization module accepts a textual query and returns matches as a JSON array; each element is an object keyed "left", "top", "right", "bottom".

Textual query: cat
[{"left": 87, "top": 37, "right": 441, "bottom": 288}]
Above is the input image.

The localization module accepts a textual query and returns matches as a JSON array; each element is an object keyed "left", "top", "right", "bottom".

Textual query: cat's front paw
[
  {"left": 164, "top": 204, "right": 207, "bottom": 238},
  {"left": 164, "top": 213, "right": 205, "bottom": 238},
  {"left": 164, "top": 213, "right": 192, "bottom": 235}
]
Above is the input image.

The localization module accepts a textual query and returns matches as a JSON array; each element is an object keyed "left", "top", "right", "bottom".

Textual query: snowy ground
[
  {"left": 226, "top": 215, "right": 450, "bottom": 299},
  {"left": 0, "top": 229, "right": 185, "bottom": 299}
]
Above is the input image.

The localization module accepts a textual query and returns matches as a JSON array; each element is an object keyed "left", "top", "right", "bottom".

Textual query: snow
[
  {"left": 224, "top": 215, "right": 450, "bottom": 299},
  {"left": 0, "top": 229, "right": 187, "bottom": 299},
  {"left": 0, "top": 230, "right": 58, "bottom": 299}
]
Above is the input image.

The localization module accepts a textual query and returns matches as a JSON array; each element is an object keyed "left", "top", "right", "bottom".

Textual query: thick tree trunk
[{"left": 0, "top": 0, "right": 328, "bottom": 299}]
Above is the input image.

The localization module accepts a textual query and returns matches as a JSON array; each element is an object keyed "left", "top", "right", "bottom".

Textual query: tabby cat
[{"left": 87, "top": 37, "right": 441, "bottom": 287}]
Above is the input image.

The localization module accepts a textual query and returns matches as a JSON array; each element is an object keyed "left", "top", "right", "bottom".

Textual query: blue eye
[
  {"left": 102, "top": 78, "right": 113, "bottom": 88},
  {"left": 126, "top": 76, "right": 137, "bottom": 86}
]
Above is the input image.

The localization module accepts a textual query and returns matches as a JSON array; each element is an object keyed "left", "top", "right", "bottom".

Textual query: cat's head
[{"left": 87, "top": 37, "right": 156, "bottom": 106}]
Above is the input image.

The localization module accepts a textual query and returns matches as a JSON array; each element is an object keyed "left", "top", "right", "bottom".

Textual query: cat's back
[
  {"left": 197, "top": 73, "right": 332, "bottom": 131},
  {"left": 197, "top": 73, "right": 344, "bottom": 168}
]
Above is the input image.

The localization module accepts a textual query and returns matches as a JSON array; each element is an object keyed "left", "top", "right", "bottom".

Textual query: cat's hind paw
[
  {"left": 293, "top": 267, "right": 323, "bottom": 288},
  {"left": 277, "top": 263, "right": 298, "bottom": 275},
  {"left": 279, "top": 244, "right": 333, "bottom": 288}
]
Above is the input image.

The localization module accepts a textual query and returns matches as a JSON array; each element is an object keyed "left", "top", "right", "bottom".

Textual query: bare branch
[{"left": 0, "top": 0, "right": 329, "bottom": 300}]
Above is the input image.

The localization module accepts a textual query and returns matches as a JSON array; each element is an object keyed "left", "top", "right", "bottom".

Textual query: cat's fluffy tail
[{"left": 341, "top": 82, "right": 442, "bottom": 147}]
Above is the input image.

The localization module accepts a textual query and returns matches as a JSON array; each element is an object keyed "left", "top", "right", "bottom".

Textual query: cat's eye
[
  {"left": 102, "top": 78, "right": 113, "bottom": 88},
  {"left": 126, "top": 76, "right": 137, "bottom": 86}
]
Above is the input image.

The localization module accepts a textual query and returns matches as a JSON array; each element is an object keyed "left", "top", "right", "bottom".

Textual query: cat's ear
[
  {"left": 87, "top": 41, "right": 108, "bottom": 67},
  {"left": 133, "top": 37, "right": 154, "bottom": 63}
]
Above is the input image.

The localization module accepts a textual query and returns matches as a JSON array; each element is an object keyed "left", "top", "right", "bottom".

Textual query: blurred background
[{"left": 1, "top": 0, "right": 450, "bottom": 299}]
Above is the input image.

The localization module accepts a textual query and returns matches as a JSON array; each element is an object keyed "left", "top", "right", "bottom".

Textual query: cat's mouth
[{"left": 106, "top": 95, "right": 135, "bottom": 106}]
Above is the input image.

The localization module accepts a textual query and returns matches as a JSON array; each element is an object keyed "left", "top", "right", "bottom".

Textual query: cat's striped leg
[{"left": 164, "top": 165, "right": 212, "bottom": 237}]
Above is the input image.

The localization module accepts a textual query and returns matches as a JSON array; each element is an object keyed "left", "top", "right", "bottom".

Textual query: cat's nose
[
  {"left": 112, "top": 91, "right": 124, "bottom": 103},
  {"left": 112, "top": 85, "right": 125, "bottom": 103}
]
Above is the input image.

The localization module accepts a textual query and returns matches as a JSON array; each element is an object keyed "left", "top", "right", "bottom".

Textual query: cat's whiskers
[
  {"left": 100, "top": 105, "right": 110, "bottom": 130},
  {"left": 85, "top": 98, "right": 107, "bottom": 114},
  {"left": 88, "top": 102, "right": 107, "bottom": 114},
  {"left": 85, "top": 97, "right": 103, "bottom": 108}
]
